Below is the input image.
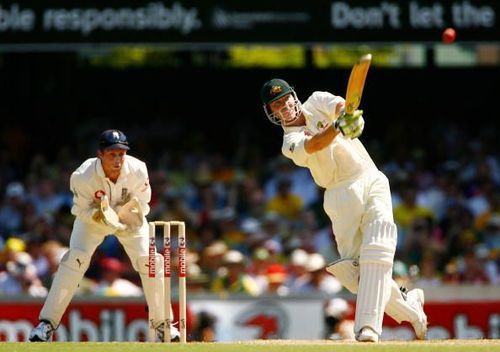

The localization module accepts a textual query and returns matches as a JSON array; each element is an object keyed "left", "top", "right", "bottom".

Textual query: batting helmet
[
  {"left": 261, "top": 78, "right": 301, "bottom": 125},
  {"left": 260, "top": 78, "right": 294, "bottom": 106}
]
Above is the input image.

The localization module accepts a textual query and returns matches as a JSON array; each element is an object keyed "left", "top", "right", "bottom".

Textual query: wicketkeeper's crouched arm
[{"left": 70, "top": 174, "right": 119, "bottom": 231}]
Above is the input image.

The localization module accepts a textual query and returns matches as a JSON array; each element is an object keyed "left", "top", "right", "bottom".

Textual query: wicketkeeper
[
  {"left": 261, "top": 79, "right": 428, "bottom": 342},
  {"left": 29, "top": 129, "right": 180, "bottom": 342}
]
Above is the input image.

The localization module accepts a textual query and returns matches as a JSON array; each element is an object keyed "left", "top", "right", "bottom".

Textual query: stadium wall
[{"left": 0, "top": 285, "right": 498, "bottom": 342}]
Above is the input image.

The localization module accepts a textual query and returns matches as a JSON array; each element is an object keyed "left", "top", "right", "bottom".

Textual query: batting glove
[{"left": 334, "top": 110, "right": 365, "bottom": 139}]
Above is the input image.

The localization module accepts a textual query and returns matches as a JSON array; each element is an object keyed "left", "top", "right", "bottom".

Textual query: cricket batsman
[
  {"left": 29, "top": 129, "right": 180, "bottom": 342},
  {"left": 260, "top": 79, "right": 428, "bottom": 342}
]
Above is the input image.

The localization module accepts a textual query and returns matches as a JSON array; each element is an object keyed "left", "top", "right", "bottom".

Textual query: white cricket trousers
[
  {"left": 39, "top": 218, "right": 151, "bottom": 327},
  {"left": 323, "top": 168, "right": 395, "bottom": 259},
  {"left": 323, "top": 169, "right": 397, "bottom": 335}
]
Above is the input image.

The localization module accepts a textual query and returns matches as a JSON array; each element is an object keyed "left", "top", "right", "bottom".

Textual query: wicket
[{"left": 148, "top": 221, "right": 187, "bottom": 343}]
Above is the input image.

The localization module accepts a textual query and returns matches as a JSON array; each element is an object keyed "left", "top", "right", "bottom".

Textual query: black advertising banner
[{"left": 0, "top": 0, "right": 498, "bottom": 47}]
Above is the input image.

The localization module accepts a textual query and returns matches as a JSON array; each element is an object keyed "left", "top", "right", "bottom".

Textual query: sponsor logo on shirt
[
  {"left": 121, "top": 188, "right": 128, "bottom": 201},
  {"left": 317, "top": 120, "right": 329, "bottom": 132},
  {"left": 94, "top": 190, "right": 106, "bottom": 199},
  {"left": 140, "top": 178, "right": 149, "bottom": 192}
]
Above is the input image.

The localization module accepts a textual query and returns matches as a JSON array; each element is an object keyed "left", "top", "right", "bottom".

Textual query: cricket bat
[{"left": 345, "top": 53, "right": 372, "bottom": 115}]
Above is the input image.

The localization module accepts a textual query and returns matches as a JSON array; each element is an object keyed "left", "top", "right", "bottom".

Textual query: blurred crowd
[{"left": 0, "top": 120, "right": 499, "bottom": 305}]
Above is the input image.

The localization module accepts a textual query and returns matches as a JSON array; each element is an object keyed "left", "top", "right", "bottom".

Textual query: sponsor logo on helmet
[{"left": 270, "top": 85, "right": 282, "bottom": 96}]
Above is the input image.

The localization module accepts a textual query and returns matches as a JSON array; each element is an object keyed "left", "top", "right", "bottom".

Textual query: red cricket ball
[{"left": 442, "top": 28, "right": 456, "bottom": 44}]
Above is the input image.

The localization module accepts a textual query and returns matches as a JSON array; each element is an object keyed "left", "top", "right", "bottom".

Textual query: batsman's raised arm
[
  {"left": 305, "top": 124, "right": 340, "bottom": 154},
  {"left": 300, "top": 92, "right": 351, "bottom": 153},
  {"left": 282, "top": 124, "right": 340, "bottom": 160}
]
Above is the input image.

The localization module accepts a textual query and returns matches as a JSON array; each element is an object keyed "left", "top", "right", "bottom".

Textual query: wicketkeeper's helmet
[{"left": 99, "top": 129, "right": 130, "bottom": 151}]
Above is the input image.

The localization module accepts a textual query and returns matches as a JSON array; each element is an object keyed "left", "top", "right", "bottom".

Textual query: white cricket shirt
[
  {"left": 70, "top": 155, "right": 151, "bottom": 225},
  {"left": 282, "top": 91, "right": 377, "bottom": 188}
]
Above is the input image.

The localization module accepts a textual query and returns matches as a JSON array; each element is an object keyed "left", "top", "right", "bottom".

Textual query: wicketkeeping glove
[
  {"left": 93, "top": 195, "right": 127, "bottom": 232},
  {"left": 334, "top": 110, "right": 365, "bottom": 139},
  {"left": 118, "top": 196, "right": 143, "bottom": 231}
]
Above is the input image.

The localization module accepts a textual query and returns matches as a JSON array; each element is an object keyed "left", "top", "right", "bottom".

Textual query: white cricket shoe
[
  {"left": 356, "top": 327, "right": 379, "bottom": 342},
  {"left": 407, "top": 288, "right": 428, "bottom": 339},
  {"left": 28, "top": 320, "right": 55, "bottom": 342},
  {"left": 170, "top": 325, "right": 181, "bottom": 342},
  {"left": 155, "top": 322, "right": 181, "bottom": 342}
]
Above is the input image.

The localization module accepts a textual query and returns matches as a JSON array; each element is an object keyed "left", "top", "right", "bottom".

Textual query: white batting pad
[
  {"left": 325, "top": 258, "right": 359, "bottom": 294},
  {"left": 359, "top": 220, "right": 397, "bottom": 265},
  {"left": 355, "top": 263, "right": 392, "bottom": 335},
  {"left": 355, "top": 220, "right": 397, "bottom": 335},
  {"left": 40, "top": 249, "right": 91, "bottom": 327},
  {"left": 326, "top": 257, "right": 420, "bottom": 325},
  {"left": 138, "top": 254, "right": 165, "bottom": 325}
]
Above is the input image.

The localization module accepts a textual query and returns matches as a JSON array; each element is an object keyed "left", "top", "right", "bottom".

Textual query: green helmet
[
  {"left": 260, "top": 78, "right": 294, "bottom": 106},
  {"left": 260, "top": 78, "right": 301, "bottom": 125}
]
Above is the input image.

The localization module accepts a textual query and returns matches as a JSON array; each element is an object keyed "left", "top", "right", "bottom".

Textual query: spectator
[
  {"left": 191, "top": 311, "right": 217, "bottom": 342},
  {"left": 0, "top": 237, "right": 26, "bottom": 271},
  {"left": 441, "top": 260, "right": 461, "bottom": 284},
  {"left": 200, "top": 240, "right": 228, "bottom": 281},
  {"left": 393, "top": 186, "right": 435, "bottom": 247},
  {"left": 263, "top": 263, "right": 290, "bottom": 296},
  {"left": 0, "top": 251, "right": 47, "bottom": 297},
  {"left": 323, "top": 297, "right": 355, "bottom": 340},
  {"left": 264, "top": 156, "right": 318, "bottom": 209},
  {"left": 28, "top": 178, "right": 67, "bottom": 222},
  {"left": 291, "top": 253, "right": 342, "bottom": 295},
  {"left": 266, "top": 179, "right": 304, "bottom": 221},
  {"left": 457, "top": 247, "right": 491, "bottom": 284},
  {"left": 210, "top": 249, "right": 260, "bottom": 297},
  {"left": 0, "top": 181, "right": 27, "bottom": 237},
  {"left": 186, "top": 263, "right": 210, "bottom": 294},
  {"left": 246, "top": 247, "right": 272, "bottom": 293},
  {"left": 414, "top": 252, "right": 442, "bottom": 287},
  {"left": 393, "top": 259, "right": 411, "bottom": 288},
  {"left": 481, "top": 215, "right": 500, "bottom": 252},
  {"left": 474, "top": 192, "right": 500, "bottom": 230},
  {"left": 286, "top": 248, "right": 309, "bottom": 287},
  {"left": 402, "top": 216, "right": 444, "bottom": 265},
  {"left": 94, "top": 257, "right": 142, "bottom": 297}
]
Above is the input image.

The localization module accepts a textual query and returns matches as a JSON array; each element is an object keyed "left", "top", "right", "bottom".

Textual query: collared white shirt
[
  {"left": 281, "top": 91, "right": 376, "bottom": 188},
  {"left": 70, "top": 155, "right": 151, "bottom": 225}
]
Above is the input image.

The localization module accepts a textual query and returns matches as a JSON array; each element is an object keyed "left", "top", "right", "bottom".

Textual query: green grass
[{"left": 1, "top": 340, "right": 500, "bottom": 352}]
